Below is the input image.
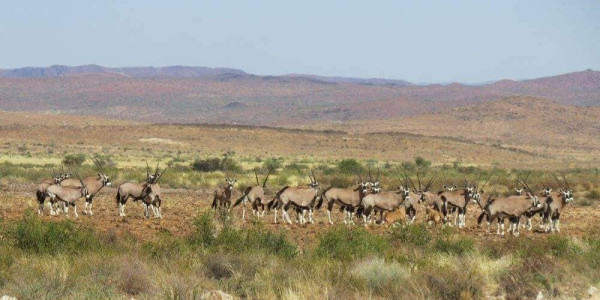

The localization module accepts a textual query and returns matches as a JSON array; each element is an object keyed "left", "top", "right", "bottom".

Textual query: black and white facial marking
[
  {"left": 357, "top": 181, "right": 370, "bottom": 194},
  {"left": 99, "top": 173, "right": 112, "bottom": 187},
  {"left": 541, "top": 188, "right": 553, "bottom": 197},
  {"left": 370, "top": 181, "right": 381, "bottom": 194},
  {"left": 53, "top": 175, "right": 62, "bottom": 184},
  {"left": 226, "top": 179, "right": 237, "bottom": 191},
  {"left": 559, "top": 189, "right": 574, "bottom": 203},
  {"left": 309, "top": 181, "right": 320, "bottom": 189},
  {"left": 443, "top": 185, "right": 457, "bottom": 192},
  {"left": 471, "top": 189, "right": 483, "bottom": 204},
  {"left": 515, "top": 188, "right": 524, "bottom": 196}
]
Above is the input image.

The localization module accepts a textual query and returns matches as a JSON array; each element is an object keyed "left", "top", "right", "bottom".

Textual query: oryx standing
[
  {"left": 232, "top": 169, "right": 271, "bottom": 221},
  {"left": 317, "top": 170, "right": 370, "bottom": 225},
  {"left": 115, "top": 161, "right": 159, "bottom": 217},
  {"left": 45, "top": 171, "right": 90, "bottom": 218},
  {"left": 211, "top": 177, "right": 237, "bottom": 212},
  {"left": 36, "top": 167, "right": 70, "bottom": 215},
  {"left": 60, "top": 156, "right": 111, "bottom": 216},
  {"left": 268, "top": 170, "right": 320, "bottom": 225},
  {"left": 437, "top": 178, "right": 476, "bottom": 228},
  {"left": 544, "top": 174, "right": 574, "bottom": 233},
  {"left": 116, "top": 162, "right": 169, "bottom": 218}
]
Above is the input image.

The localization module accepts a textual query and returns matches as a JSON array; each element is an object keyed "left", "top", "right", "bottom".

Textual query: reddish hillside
[{"left": 0, "top": 67, "right": 598, "bottom": 125}]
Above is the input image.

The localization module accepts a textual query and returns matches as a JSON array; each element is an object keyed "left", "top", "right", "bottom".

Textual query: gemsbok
[
  {"left": 483, "top": 178, "right": 541, "bottom": 236},
  {"left": 268, "top": 170, "right": 320, "bottom": 225},
  {"left": 117, "top": 163, "right": 169, "bottom": 218},
  {"left": 360, "top": 173, "right": 410, "bottom": 226},
  {"left": 45, "top": 171, "right": 90, "bottom": 218},
  {"left": 318, "top": 170, "right": 370, "bottom": 225},
  {"left": 115, "top": 161, "right": 160, "bottom": 217},
  {"left": 60, "top": 156, "right": 111, "bottom": 215},
  {"left": 543, "top": 175, "right": 574, "bottom": 233},
  {"left": 211, "top": 177, "right": 237, "bottom": 212},
  {"left": 36, "top": 168, "right": 69, "bottom": 215},
  {"left": 233, "top": 170, "right": 271, "bottom": 221},
  {"left": 436, "top": 178, "right": 476, "bottom": 228}
]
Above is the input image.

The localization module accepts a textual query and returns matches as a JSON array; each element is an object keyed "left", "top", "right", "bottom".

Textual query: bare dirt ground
[{"left": 2, "top": 184, "right": 598, "bottom": 247}]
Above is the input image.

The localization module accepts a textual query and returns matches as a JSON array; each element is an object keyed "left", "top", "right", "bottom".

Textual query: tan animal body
[
  {"left": 425, "top": 207, "right": 444, "bottom": 226},
  {"left": 383, "top": 209, "right": 406, "bottom": 227}
]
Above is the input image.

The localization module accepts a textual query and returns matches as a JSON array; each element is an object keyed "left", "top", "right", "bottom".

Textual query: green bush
[
  {"left": 62, "top": 153, "right": 86, "bottom": 167},
  {"left": 191, "top": 157, "right": 241, "bottom": 173},
  {"left": 7, "top": 209, "right": 102, "bottom": 254},
  {"left": 188, "top": 212, "right": 216, "bottom": 247},
  {"left": 263, "top": 158, "right": 282, "bottom": 172},
  {"left": 585, "top": 190, "right": 600, "bottom": 200},
  {"left": 337, "top": 159, "right": 364, "bottom": 174},
  {"left": 433, "top": 237, "right": 474, "bottom": 255},
  {"left": 389, "top": 224, "right": 431, "bottom": 247},
  {"left": 314, "top": 226, "right": 389, "bottom": 261}
]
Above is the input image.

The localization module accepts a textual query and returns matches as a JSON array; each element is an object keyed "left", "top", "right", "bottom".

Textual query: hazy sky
[{"left": 1, "top": 0, "right": 598, "bottom": 83}]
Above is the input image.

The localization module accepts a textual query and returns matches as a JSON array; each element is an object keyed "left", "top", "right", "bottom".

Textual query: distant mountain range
[{"left": 0, "top": 65, "right": 598, "bottom": 125}]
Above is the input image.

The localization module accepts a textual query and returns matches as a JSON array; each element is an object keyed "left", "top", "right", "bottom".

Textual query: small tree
[
  {"left": 337, "top": 159, "right": 363, "bottom": 174},
  {"left": 62, "top": 154, "right": 86, "bottom": 167},
  {"left": 414, "top": 156, "right": 431, "bottom": 169}
]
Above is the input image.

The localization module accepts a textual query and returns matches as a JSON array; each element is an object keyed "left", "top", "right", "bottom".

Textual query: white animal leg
[
  {"left": 88, "top": 202, "right": 93, "bottom": 216},
  {"left": 73, "top": 204, "right": 78, "bottom": 218},
  {"left": 501, "top": 222, "right": 505, "bottom": 236},
  {"left": 273, "top": 208, "right": 278, "bottom": 224},
  {"left": 556, "top": 219, "right": 560, "bottom": 232},
  {"left": 144, "top": 203, "right": 149, "bottom": 218},
  {"left": 309, "top": 209, "right": 314, "bottom": 224},
  {"left": 350, "top": 211, "right": 356, "bottom": 225},
  {"left": 284, "top": 209, "right": 292, "bottom": 224},
  {"left": 526, "top": 217, "right": 532, "bottom": 231},
  {"left": 83, "top": 202, "right": 89, "bottom": 215},
  {"left": 327, "top": 210, "right": 333, "bottom": 225}
]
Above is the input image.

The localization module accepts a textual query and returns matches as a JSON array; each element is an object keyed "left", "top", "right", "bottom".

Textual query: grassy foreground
[{"left": 0, "top": 210, "right": 599, "bottom": 299}]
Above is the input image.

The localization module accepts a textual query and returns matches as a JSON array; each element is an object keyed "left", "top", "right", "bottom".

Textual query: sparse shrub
[
  {"left": 314, "top": 226, "right": 389, "bottom": 261},
  {"left": 414, "top": 156, "right": 431, "bottom": 169},
  {"left": 585, "top": 190, "right": 600, "bottom": 200},
  {"left": 8, "top": 209, "right": 101, "bottom": 254},
  {"left": 191, "top": 158, "right": 222, "bottom": 172},
  {"left": 263, "top": 157, "right": 282, "bottom": 172},
  {"left": 337, "top": 159, "right": 363, "bottom": 174},
  {"left": 327, "top": 175, "right": 354, "bottom": 188},
  {"left": 188, "top": 212, "right": 216, "bottom": 247},
  {"left": 191, "top": 157, "right": 241, "bottom": 172},
  {"left": 62, "top": 153, "right": 86, "bottom": 167},
  {"left": 433, "top": 237, "right": 474, "bottom": 255},
  {"left": 118, "top": 257, "right": 152, "bottom": 296},
  {"left": 389, "top": 224, "right": 431, "bottom": 247}
]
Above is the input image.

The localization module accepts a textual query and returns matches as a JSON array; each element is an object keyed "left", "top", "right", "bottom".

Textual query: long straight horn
[
  {"left": 305, "top": 170, "right": 313, "bottom": 183},
  {"left": 262, "top": 169, "right": 271, "bottom": 188},
  {"left": 424, "top": 173, "right": 437, "bottom": 192},
  {"left": 376, "top": 167, "right": 380, "bottom": 182},
  {"left": 368, "top": 165, "right": 373, "bottom": 182},
  {"left": 562, "top": 173, "right": 570, "bottom": 190},
  {"left": 155, "top": 164, "right": 171, "bottom": 183},
  {"left": 416, "top": 169, "right": 422, "bottom": 191},
  {"left": 254, "top": 170, "right": 260, "bottom": 186},
  {"left": 311, "top": 168, "right": 317, "bottom": 183},
  {"left": 73, "top": 169, "right": 85, "bottom": 187},
  {"left": 403, "top": 172, "right": 417, "bottom": 191},
  {"left": 90, "top": 155, "right": 104, "bottom": 174},
  {"left": 146, "top": 160, "right": 150, "bottom": 178},
  {"left": 155, "top": 162, "right": 160, "bottom": 175},
  {"left": 356, "top": 169, "right": 363, "bottom": 182}
]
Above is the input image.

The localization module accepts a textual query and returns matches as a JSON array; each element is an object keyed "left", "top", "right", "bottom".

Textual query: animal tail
[
  {"left": 267, "top": 186, "right": 289, "bottom": 211},
  {"left": 477, "top": 211, "right": 487, "bottom": 226},
  {"left": 211, "top": 191, "right": 218, "bottom": 209},
  {"left": 36, "top": 190, "right": 45, "bottom": 204},
  {"left": 315, "top": 186, "right": 333, "bottom": 209},
  {"left": 233, "top": 187, "right": 252, "bottom": 207}
]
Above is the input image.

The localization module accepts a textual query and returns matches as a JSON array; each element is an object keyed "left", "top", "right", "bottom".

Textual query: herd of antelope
[{"left": 35, "top": 158, "right": 575, "bottom": 236}]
